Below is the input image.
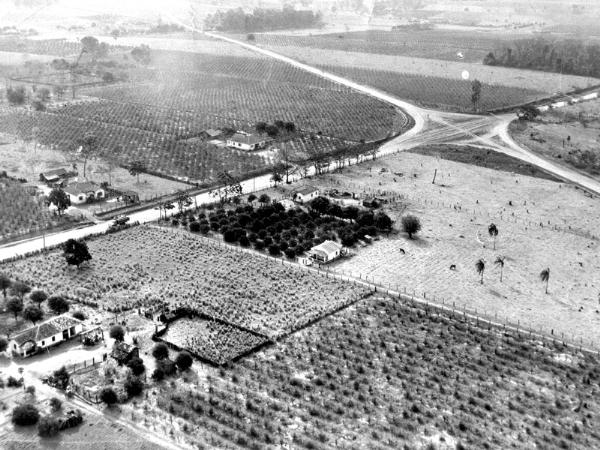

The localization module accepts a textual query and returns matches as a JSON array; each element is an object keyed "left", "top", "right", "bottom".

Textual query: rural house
[
  {"left": 308, "top": 240, "right": 344, "bottom": 264},
  {"left": 111, "top": 341, "right": 139, "bottom": 365},
  {"left": 64, "top": 182, "right": 105, "bottom": 204},
  {"left": 226, "top": 133, "right": 270, "bottom": 151},
  {"left": 8, "top": 315, "right": 84, "bottom": 357},
  {"left": 293, "top": 186, "right": 320, "bottom": 203}
]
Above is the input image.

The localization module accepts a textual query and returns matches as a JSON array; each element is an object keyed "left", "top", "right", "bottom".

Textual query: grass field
[
  {"left": 131, "top": 295, "right": 600, "bottom": 449},
  {"left": 510, "top": 102, "right": 600, "bottom": 180},
  {"left": 267, "top": 150, "right": 600, "bottom": 345},
  {"left": 0, "top": 225, "right": 369, "bottom": 340}
]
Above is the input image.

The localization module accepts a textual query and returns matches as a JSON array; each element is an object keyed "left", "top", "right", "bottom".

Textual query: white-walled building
[
  {"left": 9, "top": 315, "right": 84, "bottom": 357},
  {"left": 308, "top": 240, "right": 343, "bottom": 263},
  {"left": 293, "top": 186, "right": 320, "bottom": 203},
  {"left": 226, "top": 133, "right": 270, "bottom": 151},
  {"left": 64, "top": 182, "right": 105, "bottom": 204}
]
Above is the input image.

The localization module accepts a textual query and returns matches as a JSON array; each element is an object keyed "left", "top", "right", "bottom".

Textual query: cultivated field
[
  {"left": 510, "top": 101, "right": 600, "bottom": 179},
  {"left": 139, "top": 296, "right": 600, "bottom": 449},
  {"left": 271, "top": 151, "right": 600, "bottom": 345},
  {"left": 0, "top": 225, "right": 369, "bottom": 340}
]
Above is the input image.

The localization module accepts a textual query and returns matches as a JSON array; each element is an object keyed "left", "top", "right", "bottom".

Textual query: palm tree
[
  {"left": 540, "top": 268, "right": 550, "bottom": 294},
  {"left": 488, "top": 223, "right": 499, "bottom": 250},
  {"left": 494, "top": 256, "right": 505, "bottom": 282},
  {"left": 475, "top": 259, "right": 485, "bottom": 284}
]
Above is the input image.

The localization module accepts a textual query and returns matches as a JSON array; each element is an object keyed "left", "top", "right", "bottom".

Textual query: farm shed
[
  {"left": 119, "top": 190, "right": 140, "bottom": 204},
  {"left": 110, "top": 341, "right": 139, "bottom": 365},
  {"left": 8, "top": 315, "right": 83, "bottom": 357},
  {"left": 293, "top": 186, "right": 320, "bottom": 203},
  {"left": 309, "top": 240, "right": 344, "bottom": 264},
  {"left": 64, "top": 182, "right": 105, "bottom": 204},
  {"left": 226, "top": 133, "right": 270, "bottom": 151},
  {"left": 40, "top": 168, "right": 74, "bottom": 186},
  {"left": 203, "top": 129, "right": 223, "bottom": 139}
]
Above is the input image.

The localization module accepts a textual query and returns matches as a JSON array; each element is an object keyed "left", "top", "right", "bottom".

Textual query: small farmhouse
[
  {"left": 293, "top": 186, "right": 320, "bottom": 204},
  {"left": 308, "top": 240, "right": 343, "bottom": 264},
  {"left": 64, "top": 182, "right": 105, "bottom": 204},
  {"left": 226, "top": 133, "right": 270, "bottom": 151},
  {"left": 9, "top": 315, "right": 84, "bottom": 357},
  {"left": 111, "top": 341, "right": 139, "bottom": 365}
]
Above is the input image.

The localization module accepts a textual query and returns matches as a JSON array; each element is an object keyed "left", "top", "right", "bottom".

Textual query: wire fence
[{"left": 158, "top": 224, "right": 600, "bottom": 356}]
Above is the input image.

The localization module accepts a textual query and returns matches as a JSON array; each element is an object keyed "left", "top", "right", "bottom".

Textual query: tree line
[
  {"left": 483, "top": 38, "right": 600, "bottom": 79},
  {"left": 204, "top": 7, "right": 322, "bottom": 33}
]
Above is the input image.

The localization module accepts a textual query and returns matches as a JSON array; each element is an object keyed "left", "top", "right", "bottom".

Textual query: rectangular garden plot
[{"left": 158, "top": 317, "right": 271, "bottom": 365}]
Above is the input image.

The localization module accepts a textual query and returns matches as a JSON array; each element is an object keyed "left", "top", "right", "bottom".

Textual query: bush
[
  {"left": 268, "top": 244, "right": 280, "bottom": 256},
  {"left": 52, "top": 366, "right": 70, "bottom": 390},
  {"left": 7, "top": 376, "right": 23, "bottom": 387},
  {"left": 38, "top": 415, "right": 60, "bottom": 437},
  {"left": 12, "top": 403, "right": 40, "bottom": 426},
  {"left": 157, "top": 358, "right": 177, "bottom": 376},
  {"left": 72, "top": 310, "right": 86, "bottom": 321},
  {"left": 239, "top": 235, "right": 250, "bottom": 247},
  {"left": 200, "top": 224, "right": 210, "bottom": 234},
  {"left": 152, "top": 343, "right": 169, "bottom": 360},
  {"left": 26, "top": 385, "right": 35, "bottom": 395},
  {"left": 285, "top": 248, "right": 296, "bottom": 259},
  {"left": 401, "top": 215, "right": 422, "bottom": 239},
  {"left": 124, "top": 375, "right": 144, "bottom": 397},
  {"left": 151, "top": 368, "right": 165, "bottom": 381},
  {"left": 48, "top": 295, "right": 69, "bottom": 314},
  {"left": 127, "top": 357, "right": 145, "bottom": 376},
  {"left": 223, "top": 229, "right": 237, "bottom": 243},
  {"left": 109, "top": 325, "right": 125, "bottom": 342},
  {"left": 189, "top": 221, "right": 200, "bottom": 232},
  {"left": 100, "top": 387, "right": 118, "bottom": 405},
  {"left": 0, "top": 336, "right": 7, "bottom": 353},
  {"left": 49, "top": 397, "right": 62, "bottom": 412},
  {"left": 254, "top": 239, "right": 265, "bottom": 251},
  {"left": 175, "top": 351, "right": 193, "bottom": 371}
]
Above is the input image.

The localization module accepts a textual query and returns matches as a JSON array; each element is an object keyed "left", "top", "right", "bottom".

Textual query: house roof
[
  {"left": 205, "top": 128, "right": 222, "bottom": 137},
  {"left": 111, "top": 341, "right": 138, "bottom": 360},
  {"left": 228, "top": 133, "right": 268, "bottom": 146},
  {"left": 296, "top": 185, "right": 319, "bottom": 196},
  {"left": 11, "top": 315, "right": 82, "bottom": 346},
  {"left": 42, "top": 168, "right": 68, "bottom": 178},
  {"left": 310, "top": 240, "right": 342, "bottom": 256},
  {"left": 64, "top": 182, "right": 100, "bottom": 196}
]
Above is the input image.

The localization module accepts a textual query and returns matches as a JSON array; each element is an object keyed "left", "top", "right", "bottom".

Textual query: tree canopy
[
  {"left": 205, "top": 7, "right": 322, "bottom": 33},
  {"left": 48, "top": 188, "right": 71, "bottom": 216},
  {"left": 63, "top": 239, "right": 92, "bottom": 268}
]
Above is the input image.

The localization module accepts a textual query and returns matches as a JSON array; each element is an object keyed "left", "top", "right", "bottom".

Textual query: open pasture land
[
  {"left": 243, "top": 28, "right": 526, "bottom": 63},
  {"left": 290, "top": 151, "right": 600, "bottom": 344},
  {"left": 148, "top": 296, "right": 600, "bottom": 450},
  {"left": 510, "top": 101, "right": 600, "bottom": 180},
  {"left": 0, "top": 225, "right": 369, "bottom": 339}
]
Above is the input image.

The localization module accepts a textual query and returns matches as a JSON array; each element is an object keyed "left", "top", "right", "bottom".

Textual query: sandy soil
[
  {"left": 510, "top": 101, "right": 600, "bottom": 180},
  {"left": 270, "top": 151, "right": 600, "bottom": 346}
]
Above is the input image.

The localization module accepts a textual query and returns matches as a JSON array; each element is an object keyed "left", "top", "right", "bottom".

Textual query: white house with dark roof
[
  {"left": 226, "top": 133, "right": 271, "bottom": 151},
  {"left": 8, "top": 315, "right": 84, "bottom": 357},
  {"left": 308, "top": 240, "right": 343, "bottom": 263},
  {"left": 293, "top": 186, "right": 320, "bottom": 204},
  {"left": 64, "top": 182, "right": 105, "bottom": 205}
]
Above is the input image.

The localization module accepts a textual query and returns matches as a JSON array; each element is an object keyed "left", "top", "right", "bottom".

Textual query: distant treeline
[
  {"left": 484, "top": 38, "right": 600, "bottom": 79},
  {"left": 204, "top": 7, "right": 322, "bottom": 33}
]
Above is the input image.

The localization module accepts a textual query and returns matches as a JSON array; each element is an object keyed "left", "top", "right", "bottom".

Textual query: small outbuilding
[
  {"left": 64, "top": 182, "right": 105, "bottom": 204},
  {"left": 293, "top": 186, "right": 320, "bottom": 204},
  {"left": 40, "top": 168, "right": 74, "bottom": 186},
  {"left": 119, "top": 190, "right": 140, "bottom": 204},
  {"left": 110, "top": 341, "right": 139, "bottom": 365},
  {"left": 203, "top": 129, "right": 222, "bottom": 139},
  {"left": 9, "top": 315, "right": 84, "bottom": 357},
  {"left": 308, "top": 240, "right": 344, "bottom": 264}
]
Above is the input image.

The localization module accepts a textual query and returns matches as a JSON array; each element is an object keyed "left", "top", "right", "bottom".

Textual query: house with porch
[
  {"left": 64, "top": 182, "right": 105, "bottom": 205},
  {"left": 8, "top": 315, "right": 84, "bottom": 357},
  {"left": 308, "top": 240, "right": 344, "bottom": 264}
]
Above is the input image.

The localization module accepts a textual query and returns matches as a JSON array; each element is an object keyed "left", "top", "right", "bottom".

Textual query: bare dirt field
[
  {"left": 271, "top": 150, "right": 600, "bottom": 346},
  {"left": 510, "top": 101, "right": 600, "bottom": 180}
]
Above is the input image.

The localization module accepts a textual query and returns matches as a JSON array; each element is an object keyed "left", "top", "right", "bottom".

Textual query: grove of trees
[{"left": 205, "top": 6, "right": 322, "bottom": 33}]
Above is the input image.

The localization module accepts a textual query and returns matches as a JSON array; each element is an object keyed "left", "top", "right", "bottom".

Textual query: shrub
[
  {"left": 52, "top": 366, "right": 70, "bottom": 390},
  {"left": 124, "top": 375, "right": 144, "bottom": 397},
  {"left": 223, "top": 229, "right": 237, "bottom": 243},
  {"left": 239, "top": 235, "right": 250, "bottom": 247},
  {"left": 151, "top": 368, "right": 165, "bottom": 381},
  {"left": 48, "top": 295, "right": 69, "bottom": 314},
  {"left": 0, "top": 336, "right": 7, "bottom": 353},
  {"left": 49, "top": 397, "right": 62, "bottom": 412},
  {"left": 71, "top": 310, "right": 86, "bottom": 320},
  {"left": 175, "top": 351, "right": 193, "bottom": 371},
  {"left": 109, "top": 325, "right": 125, "bottom": 342},
  {"left": 25, "top": 385, "right": 35, "bottom": 395},
  {"left": 268, "top": 244, "right": 280, "bottom": 256},
  {"left": 12, "top": 403, "right": 40, "bottom": 426},
  {"left": 152, "top": 343, "right": 169, "bottom": 360},
  {"left": 157, "top": 358, "right": 176, "bottom": 376},
  {"left": 38, "top": 415, "right": 60, "bottom": 437},
  {"left": 100, "top": 387, "right": 118, "bottom": 405},
  {"left": 200, "top": 224, "right": 210, "bottom": 234},
  {"left": 285, "top": 248, "right": 296, "bottom": 259},
  {"left": 7, "top": 376, "right": 23, "bottom": 387},
  {"left": 254, "top": 239, "right": 265, "bottom": 250},
  {"left": 189, "top": 221, "right": 200, "bottom": 232},
  {"left": 401, "top": 215, "right": 422, "bottom": 239},
  {"left": 127, "top": 357, "right": 145, "bottom": 376}
]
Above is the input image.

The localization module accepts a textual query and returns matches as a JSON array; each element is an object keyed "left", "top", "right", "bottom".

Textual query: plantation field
[
  {"left": 241, "top": 28, "right": 526, "bottom": 63},
  {"left": 0, "top": 225, "right": 369, "bottom": 340},
  {"left": 141, "top": 296, "right": 600, "bottom": 449},
  {"left": 272, "top": 151, "right": 600, "bottom": 345},
  {"left": 510, "top": 102, "right": 600, "bottom": 180}
]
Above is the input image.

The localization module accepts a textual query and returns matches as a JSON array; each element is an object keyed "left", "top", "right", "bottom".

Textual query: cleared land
[
  {"left": 269, "top": 151, "right": 600, "bottom": 345},
  {"left": 0, "top": 225, "right": 369, "bottom": 340},
  {"left": 510, "top": 101, "right": 600, "bottom": 180},
  {"left": 138, "top": 296, "right": 600, "bottom": 449}
]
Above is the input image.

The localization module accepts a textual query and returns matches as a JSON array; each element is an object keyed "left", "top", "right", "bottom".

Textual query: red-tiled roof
[{"left": 11, "top": 315, "right": 82, "bottom": 346}]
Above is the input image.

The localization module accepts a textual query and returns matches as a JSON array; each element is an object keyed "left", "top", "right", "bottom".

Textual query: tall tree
[
  {"left": 63, "top": 239, "right": 92, "bottom": 269},
  {"left": 10, "top": 281, "right": 30, "bottom": 300},
  {"left": 494, "top": 256, "right": 505, "bottom": 282},
  {"left": 128, "top": 160, "right": 146, "bottom": 184},
  {"left": 7, "top": 298, "right": 23, "bottom": 322},
  {"left": 48, "top": 295, "right": 69, "bottom": 314},
  {"left": 488, "top": 223, "right": 499, "bottom": 250},
  {"left": 401, "top": 215, "right": 421, "bottom": 239},
  {"left": 475, "top": 259, "right": 485, "bottom": 284},
  {"left": 48, "top": 188, "right": 71, "bottom": 216},
  {"left": 76, "top": 133, "right": 98, "bottom": 179},
  {"left": 540, "top": 268, "right": 550, "bottom": 294},
  {"left": 0, "top": 273, "right": 11, "bottom": 301},
  {"left": 175, "top": 191, "right": 193, "bottom": 214},
  {"left": 23, "top": 305, "right": 44, "bottom": 325},
  {"left": 29, "top": 290, "right": 47, "bottom": 307},
  {"left": 471, "top": 79, "right": 482, "bottom": 112}
]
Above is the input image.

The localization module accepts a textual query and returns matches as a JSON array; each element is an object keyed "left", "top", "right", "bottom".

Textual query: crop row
[
  {"left": 155, "top": 296, "right": 600, "bottom": 449},
  {"left": 318, "top": 64, "right": 544, "bottom": 112},
  {"left": 0, "top": 225, "right": 369, "bottom": 338}
]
